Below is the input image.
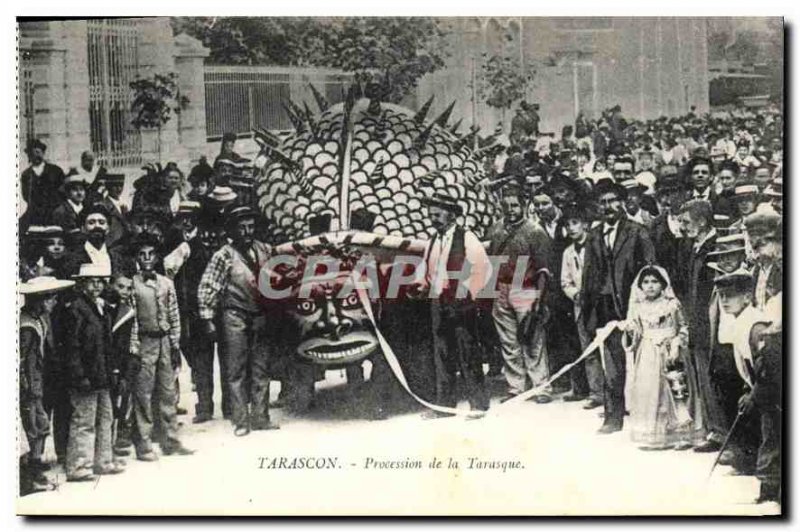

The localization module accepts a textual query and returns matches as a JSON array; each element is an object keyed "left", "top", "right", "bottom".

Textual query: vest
[
  {"left": 133, "top": 275, "right": 171, "bottom": 334},
  {"left": 442, "top": 226, "right": 467, "bottom": 304},
  {"left": 222, "top": 242, "right": 270, "bottom": 314}
]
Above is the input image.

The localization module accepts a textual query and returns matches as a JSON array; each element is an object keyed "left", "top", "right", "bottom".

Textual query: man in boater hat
[
  {"left": 19, "top": 276, "right": 75, "bottom": 494},
  {"left": 198, "top": 205, "right": 278, "bottom": 435}
]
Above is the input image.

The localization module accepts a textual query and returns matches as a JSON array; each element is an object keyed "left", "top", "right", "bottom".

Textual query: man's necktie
[
  {"left": 142, "top": 272, "right": 157, "bottom": 282},
  {"left": 604, "top": 228, "right": 614, "bottom": 251}
]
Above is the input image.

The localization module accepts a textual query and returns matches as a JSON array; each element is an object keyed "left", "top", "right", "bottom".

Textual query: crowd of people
[
  {"left": 18, "top": 99, "right": 782, "bottom": 507},
  {"left": 475, "top": 100, "right": 782, "bottom": 505}
]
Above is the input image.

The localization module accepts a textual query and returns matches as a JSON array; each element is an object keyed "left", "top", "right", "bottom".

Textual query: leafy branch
[{"left": 130, "top": 72, "right": 190, "bottom": 130}]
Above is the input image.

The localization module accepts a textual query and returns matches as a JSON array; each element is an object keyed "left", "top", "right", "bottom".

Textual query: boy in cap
[
  {"left": 104, "top": 269, "right": 138, "bottom": 457},
  {"left": 715, "top": 269, "right": 781, "bottom": 503},
  {"left": 64, "top": 264, "right": 125, "bottom": 481},
  {"left": 52, "top": 173, "right": 88, "bottom": 233},
  {"left": 198, "top": 205, "right": 277, "bottom": 435},
  {"left": 129, "top": 233, "right": 194, "bottom": 459},
  {"left": 560, "top": 202, "right": 603, "bottom": 408},
  {"left": 695, "top": 236, "right": 758, "bottom": 461},
  {"left": 19, "top": 276, "right": 75, "bottom": 493}
]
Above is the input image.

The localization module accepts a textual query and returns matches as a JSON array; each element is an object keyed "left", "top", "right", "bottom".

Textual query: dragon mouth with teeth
[{"left": 296, "top": 336, "right": 379, "bottom": 366}]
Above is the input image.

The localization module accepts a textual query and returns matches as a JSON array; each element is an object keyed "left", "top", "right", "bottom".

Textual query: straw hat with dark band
[
  {"left": 420, "top": 191, "right": 464, "bottom": 216},
  {"left": 20, "top": 276, "right": 75, "bottom": 295}
]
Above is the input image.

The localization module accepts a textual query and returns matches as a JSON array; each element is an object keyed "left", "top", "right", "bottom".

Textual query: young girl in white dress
[{"left": 623, "top": 265, "right": 698, "bottom": 450}]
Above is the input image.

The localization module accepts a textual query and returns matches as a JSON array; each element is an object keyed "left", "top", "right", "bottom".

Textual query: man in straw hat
[
  {"left": 695, "top": 235, "right": 757, "bottom": 460},
  {"left": 19, "top": 275, "right": 75, "bottom": 494},
  {"left": 198, "top": 205, "right": 277, "bottom": 435},
  {"left": 52, "top": 173, "right": 89, "bottom": 233},
  {"left": 128, "top": 233, "right": 194, "bottom": 460},
  {"left": 420, "top": 190, "right": 492, "bottom": 417},
  {"left": 63, "top": 263, "right": 125, "bottom": 481}
]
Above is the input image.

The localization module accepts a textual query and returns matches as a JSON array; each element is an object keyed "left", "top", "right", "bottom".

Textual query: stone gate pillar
[{"left": 173, "top": 33, "right": 210, "bottom": 166}]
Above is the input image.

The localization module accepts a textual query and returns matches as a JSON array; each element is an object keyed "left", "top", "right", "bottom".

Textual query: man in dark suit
[
  {"left": 581, "top": 179, "right": 655, "bottom": 433},
  {"left": 676, "top": 199, "right": 719, "bottom": 446},
  {"left": 63, "top": 203, "right": 129, "bottom": 276},
  {"left": 649, "top": 173, "right": 689, "bottom": 286},
  {"left": 20, "top": 138, "right": 66, "bottom": 228},
  {"left": 99, "top": 174, "right": 132, "bottom": 250},
  {"left": 52, "top": 175, "right": 88, "bottom": 234}
]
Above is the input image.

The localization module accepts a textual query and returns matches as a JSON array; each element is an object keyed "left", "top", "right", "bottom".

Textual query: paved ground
[{"left": 17, "top": 363, "right": 780, "bottom": 516}]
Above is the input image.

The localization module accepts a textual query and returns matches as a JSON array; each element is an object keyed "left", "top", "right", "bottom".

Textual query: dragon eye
[
  {"left": 296, "top": 300, "right": 318, "bottom": 315},
  {"left": 341, "top": 292, "right": 360, "bottom": 309}
]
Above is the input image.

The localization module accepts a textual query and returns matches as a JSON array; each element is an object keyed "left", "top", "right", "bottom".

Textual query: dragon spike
[
  {"left": 449, "top": 118, "right": 464, "bottom": 135},
  {"left": 454, "top": 127, "right": 480, "bottom": 151},
  {"left": 282, "top": 102, "right": 305, "bottom": 133},
  {"left": 413, "top": 120, "right": 436, "bottom": 149},
  {"left": 265, "top": 145, "right": 301, "bottom": 173},
  {"left": 413, "top": 95, "right": 435, "bottom": 124},
  {"left": 308, "top": 83, "right": 329, "bottom": 112},
  {"left": 254, "top": 127, "right": 281, "bottom": 148},
  {"left": 302, "top": 101, "right": 320, "bottom": 139},
  {"left": 434, "top": 100, "right": 457, "bottom": 128}
]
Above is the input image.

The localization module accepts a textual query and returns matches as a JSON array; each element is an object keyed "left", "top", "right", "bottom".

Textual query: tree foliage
[
  {"left": 476, "top": 53, "right": 535, "bottom": 111},
  {"left": 129, "top": 72, "right": 189, "bottom": 130},
  {"left": 171, "top": 17, "right": 451, "bottom": 102}
]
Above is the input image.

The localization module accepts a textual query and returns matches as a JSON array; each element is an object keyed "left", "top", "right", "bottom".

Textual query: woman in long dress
[{"left": 623, "top": 265, "right": 699, "bottom": 450}]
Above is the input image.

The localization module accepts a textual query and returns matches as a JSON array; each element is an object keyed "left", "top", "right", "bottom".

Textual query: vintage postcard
[{"left": 15, "top": 15, "right": 784, "bottom": 516}]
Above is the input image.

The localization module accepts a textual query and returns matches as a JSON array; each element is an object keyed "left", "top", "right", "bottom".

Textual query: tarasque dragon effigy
[{"left": 249, "top": 85, "right": 501, "bottom": 410}]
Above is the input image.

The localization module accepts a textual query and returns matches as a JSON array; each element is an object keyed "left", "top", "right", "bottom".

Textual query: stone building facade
[
  {"left": 18, "top": 18, "right": 209, "bottom": 178},
  {"left": 417, "top": 17, "right": 710, "bottom": 136}
]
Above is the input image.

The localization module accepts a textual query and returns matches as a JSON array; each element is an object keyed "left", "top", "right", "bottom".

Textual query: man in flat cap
[{"left": 20, "top": 138, "right": 66, "bottom": 228}]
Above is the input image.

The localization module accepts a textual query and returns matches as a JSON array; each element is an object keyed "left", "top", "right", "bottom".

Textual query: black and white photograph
[{"left": 12, "top": 10, "right": 785, "bottom": 516}]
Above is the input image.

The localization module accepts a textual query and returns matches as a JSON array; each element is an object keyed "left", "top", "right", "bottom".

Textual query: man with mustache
[
  {"left": 675, "top": 199, "right": 720, "bottom": 448},
  {"left": 198, "top": 205, "right": 277, "bottom": 436},
  {"left": 580, "top": 178, "right": 655, "bottom": 434},
  {"left": 63, "top": 203, "right": 129, "bottom": 276}
]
